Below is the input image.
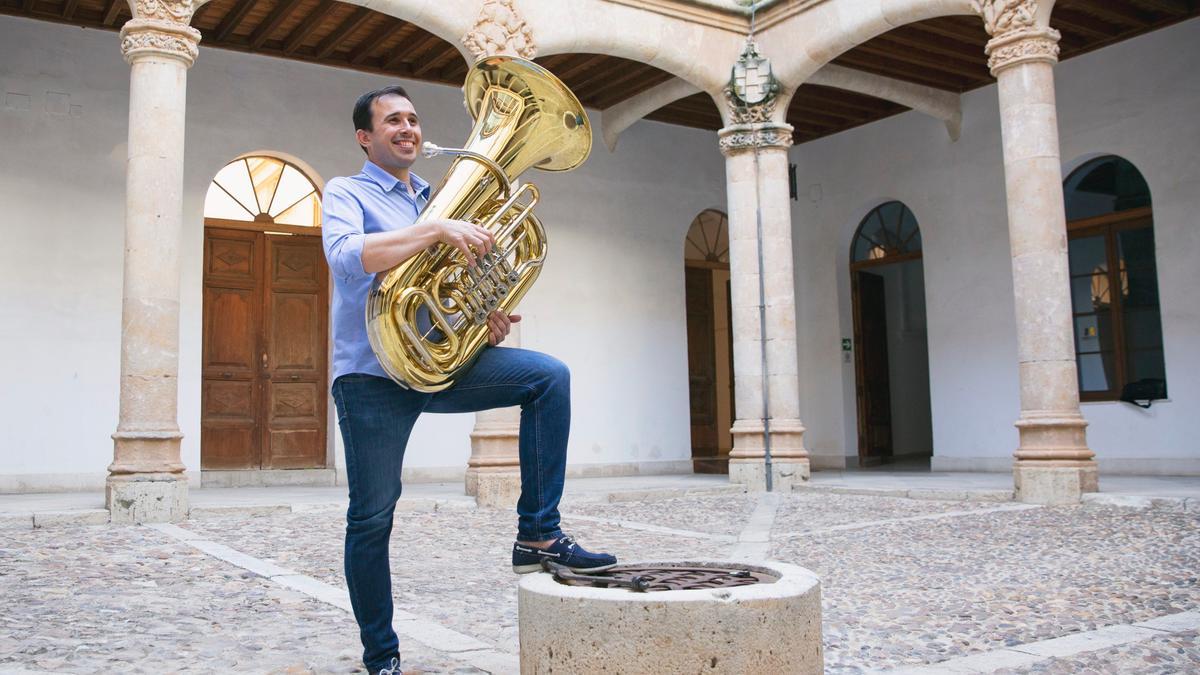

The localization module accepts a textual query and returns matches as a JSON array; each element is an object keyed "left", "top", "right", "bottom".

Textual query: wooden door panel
[
  {"left": 262, "top": 235, "right": 328, "bottom": 469},
  {"left": 685, "top": 266, "right": 721, "bottom": 473},
  {"left": 202, "top": 227, "right": 264, "bottom": 471},
  {"left": 269, "top": 294, "right": 321, "bottom": 371},
  {"left": 854, "top": 271, "right": 893, "bottom": 463},
  {"left": 203, "top": 288, "right": 257, "bottom": 372}
]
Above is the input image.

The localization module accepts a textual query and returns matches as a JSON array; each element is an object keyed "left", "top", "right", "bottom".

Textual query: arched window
[
  {"left": 684, "top": 209, "right": 729, "bottom": 264},
  {"left": 204, "top": 155, "right": 322, "bottom": 228},
  {"left": 1065, "top": 155, "right": 1166, "bottom": 402},
  {"left": 851, "top": 201, "right": 922, "bottom": 266}
]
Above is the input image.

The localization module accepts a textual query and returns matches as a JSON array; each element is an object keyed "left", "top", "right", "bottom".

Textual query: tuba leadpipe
[{"left": 366, "top": 56, "right": 591, "bottom": 392}]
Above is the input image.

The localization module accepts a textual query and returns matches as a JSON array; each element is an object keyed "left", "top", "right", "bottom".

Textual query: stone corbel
[
  {"left": 462, "top": 0, "right": 537, "bottom": 59},
  {"left": 120, "top": 0, "right": 201, "bottom": 66},
  {"left": 718, "top": 85, "right": 793, "bottom": 154}
]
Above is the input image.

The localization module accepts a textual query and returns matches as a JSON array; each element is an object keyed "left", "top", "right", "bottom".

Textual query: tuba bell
[{"left": 366, "top": 56, "right": 591, "bottom": 392}]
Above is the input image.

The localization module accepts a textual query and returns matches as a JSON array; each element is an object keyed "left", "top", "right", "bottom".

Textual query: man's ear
[{"left": 355, "top": 128, "right": 371, "bottom": 150}]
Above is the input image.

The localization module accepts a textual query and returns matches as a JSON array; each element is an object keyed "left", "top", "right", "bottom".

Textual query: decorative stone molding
[
  {"left": 971, "top": 0, "right": 1059, "bottom": 75},
  {"left": 718, "top": 121, "right": 793, "bottom": 154},
  {"left": 462, "top": 0, "right": 536, "bottom": 59},
  {"left": 972, "top": 0, "right": 1037, "bottom": 37},
  {"left": 723, "top": 84, "right": 778, "bottom": 125},
  {"left": 120, "top": 21, "right": 201, "bottom": 65},
  {"left": 131, "top": 0, "right": 193, "bottom": 23},
  {"left": 984, "top": 27, "right": 1060, "bottom": 74}
]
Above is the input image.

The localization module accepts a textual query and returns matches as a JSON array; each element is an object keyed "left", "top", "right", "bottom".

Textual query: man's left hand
[{"left": 486, "top": 311, "right": 521, "bottom": 346}]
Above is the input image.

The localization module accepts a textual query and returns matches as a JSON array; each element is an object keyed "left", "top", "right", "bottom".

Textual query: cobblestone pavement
[{"left": 2, "top": 492, "right": 1198, "bottom": 674}]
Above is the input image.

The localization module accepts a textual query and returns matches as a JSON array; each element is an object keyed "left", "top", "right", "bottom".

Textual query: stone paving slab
[
  {"left": 772, "top": 492, "right": 1001, "bottom": 535},
  {"left": 559, "top": 493, "right": 759, "bottom": 536},
  {"left": 0, "top": 524, "right": 481, "bottom": 674},
  {"left": 992, "top": 629, "right": 1200, "bottom": 674},
  {"left": 772, "top": 501, "right": 1200, "bottom": 673},
  {"left": 182, "top": 506, "right": 735, "bottom": 655}
]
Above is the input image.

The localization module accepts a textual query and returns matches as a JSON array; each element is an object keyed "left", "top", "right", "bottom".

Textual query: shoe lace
[
  {"left": 378, "top": 656, "right": 401, "bottom": 675},
  {"left": 560, "top": 535, "right": 577, "bottom": 550}
]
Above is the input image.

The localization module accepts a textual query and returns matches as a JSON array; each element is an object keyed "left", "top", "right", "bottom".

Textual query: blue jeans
[{"left": 331, "top": 346, "right": 570, "bottom": 671}]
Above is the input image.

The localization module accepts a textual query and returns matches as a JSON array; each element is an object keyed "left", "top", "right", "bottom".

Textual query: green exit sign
[{"left": 842, "top": 339, "right": 852, "bottom": 351}]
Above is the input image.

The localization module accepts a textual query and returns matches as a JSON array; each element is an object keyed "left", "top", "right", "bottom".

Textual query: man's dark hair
[{"left": 353, "top": 85, "right": 412, "bottom": 153}]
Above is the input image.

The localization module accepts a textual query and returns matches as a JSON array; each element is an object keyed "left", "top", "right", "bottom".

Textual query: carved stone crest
[
  {"left": 121, "top": 0, "right": 200, "bottom": 65},
  {"left": 971, "top": 0, "right": 1037, "bottom": 37},
  {"left": 462, "top": 0, "right": 536, "bottom": 60}
]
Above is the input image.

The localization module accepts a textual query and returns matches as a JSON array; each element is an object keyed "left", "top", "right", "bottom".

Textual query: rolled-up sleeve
[{"left": 322, "top": 178, "right": 369, "bottom": 282}]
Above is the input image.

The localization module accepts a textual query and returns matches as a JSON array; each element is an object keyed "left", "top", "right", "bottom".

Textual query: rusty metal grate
[{"left": 544, "top": 561, "right": 779, "bottom": 592}]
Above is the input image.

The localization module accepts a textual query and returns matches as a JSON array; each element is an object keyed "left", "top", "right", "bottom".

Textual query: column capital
[
  {"left": 120, "top": 0, "right": 201, "bottom": 66},
  {"left": 985, "top": 26, "right": 1060, "bottom": 75},
  {"left": 462, "top": 0, "right": 537, "bottom": 59},
  {"left": 971, "top": 0, "right": 1059, "bottom": 75},
  {"left": 718, "top": 122, "right": 794, "bottom": 155}
]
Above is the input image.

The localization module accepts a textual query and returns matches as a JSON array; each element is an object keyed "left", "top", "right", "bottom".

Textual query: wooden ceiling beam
[
  {"left": 61, "top": 0, "right": 79, "bottom": 18},
  {"left": 21, "top": 0, "right": 34, "bottom": 11},
  {"left": 350, "top": 20, "right": 410, "bottom": 66},
  {"left": 850, "top": 42, "right": 985, "bottom": 80},
  {"left": 314, "top": 6, "right": 374, "bottom": 60},
  {"left": 793, "top": 87, "right": 894, "bottom": 115},
  {"left": 383, "top": 32, "right": 443, "bottom": 71},
  {"left": 586, "top": 68, "right": 673, "bottom": 108},
  {"left": 550, "top": 54, "right": 610, "bottom": 83},
  {"left": 214, "top": 0, "right": 257, "bottom": 42},
  {"left": 1050, "top": 8, "right": 1123, "bottom": 40},
  {"left": 249, "top": 0, "right": 307, "bottom": 49},
  {"left": 875, "top": 30, "right": 987, "bottom": 65},
  {"left": 282, "top": 0, "right": 333, "bottom": 54},
  {"left": 905, "top": 18, "right": 988, "bottom": 47},
  {"left": 1066, "top": 1, "right": 1153, "bottom": 27},
  {"left": 833, "top": 56, "right": 971, "bottom": 90},
  {"left": 571, "top": 61, "right": 655, "bottom": 98},
  {"left": 412, "top": 43, "right": 461, "bottom": 77},
  {"left": 1126, "top": 0, "right": 1189, "bottom": 14},
  {"left": 791, "top": 95, "right": 892, "bottom": 121},
  {"left": 439, "top": 59, "right": 469, "bottom": 82},
  {"left": 102, "top": 0, "right": 122, "bottom": 25}
]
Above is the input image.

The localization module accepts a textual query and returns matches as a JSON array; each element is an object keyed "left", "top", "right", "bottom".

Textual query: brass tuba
[{"left": 366, "top": 56, "right": 591, "bottom": 392}]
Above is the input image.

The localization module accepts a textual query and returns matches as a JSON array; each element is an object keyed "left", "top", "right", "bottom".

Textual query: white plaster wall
[
  {"left": 0, "top": 15, "right": 726, "bottom": 489},
  {"left": 791, "top": 17, "right": 1199, "bottom": 473}
]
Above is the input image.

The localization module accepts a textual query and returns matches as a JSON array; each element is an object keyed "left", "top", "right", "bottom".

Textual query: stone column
[
  {"left": 466, "top": 323, "right": 523, "bottom": 508},
  {"left": 107, "top": 0, "right": 200, "bottom": 523},
  {"left": 980, "top": 1, "right": 1097, "bottom": 504},
  {"left": 719, "top": 113, "right": 809, "bottom": 491},
  {"left": 459, "top": 0, "right": 537, "bottom": 508}
]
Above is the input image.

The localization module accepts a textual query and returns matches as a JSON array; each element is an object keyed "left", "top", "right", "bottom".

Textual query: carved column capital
[
  {"left": 462, "top": 0, "right": 536, "bottom": 59},
  {"left": 971, "top": 0, "right": 1059, "bottom": 75},
  {"left": 719, "top": 85, "right": 792, "bottom": 154},
  {"left": 985, "top": 27, "right": 1060, "bottom": 75},
  {"left": 120, "top": 0, "right": 201, "bottom": 66},
  {"left": 718, "top": 123, "right": 794, "bottom": 154}
]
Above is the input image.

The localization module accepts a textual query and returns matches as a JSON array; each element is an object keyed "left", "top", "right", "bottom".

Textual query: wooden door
[
  {"left": 202, "top": 227, "right": 328, "bottom": 470},
  {"left": 686, "top": 265, "right": 722, "bottom": 473},
  {"left": 853, "top": 270, "right": 893, "bottom": 464}
]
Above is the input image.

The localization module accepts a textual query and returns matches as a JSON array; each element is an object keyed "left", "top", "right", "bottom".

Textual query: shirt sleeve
[{"left": 321, "top": 178, "right": 369, "bottom": 283}]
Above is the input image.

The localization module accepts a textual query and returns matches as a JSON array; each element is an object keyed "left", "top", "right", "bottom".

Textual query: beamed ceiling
[{"left": 2, "top": 0, "right": 1196, "bottom": 144}]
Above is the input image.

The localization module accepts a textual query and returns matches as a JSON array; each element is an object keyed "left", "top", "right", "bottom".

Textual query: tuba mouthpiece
[{"left": 421, "top": 142, "right": 442, "bottom": 158}]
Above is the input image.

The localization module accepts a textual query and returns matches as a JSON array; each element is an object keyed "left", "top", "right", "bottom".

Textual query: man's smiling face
[{"left": 357, "top": 93, "right": 422, "bottom": 174}]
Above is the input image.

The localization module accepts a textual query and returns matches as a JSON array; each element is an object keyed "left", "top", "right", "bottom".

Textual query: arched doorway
[
  {"left": 1063, "top": 155, "right": 1166, "bottom": 404},
  {"left": 200, "top": 154, "right": 330, "bottom": 473},
  {"left": 684, "top": 209, "right": 734, "bottom": 474},
  {"left": 850, "top": 201, "right": 933, "bottom": 468}
]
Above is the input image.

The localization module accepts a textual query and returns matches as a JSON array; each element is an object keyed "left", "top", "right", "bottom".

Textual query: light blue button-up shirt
[{"left": 322, "top": 160, "right": 431, "bottom": 381}]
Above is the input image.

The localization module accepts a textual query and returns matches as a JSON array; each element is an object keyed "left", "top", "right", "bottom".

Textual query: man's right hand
[{"left": 435, "top": 219, "right": 495, "bottom": 267}]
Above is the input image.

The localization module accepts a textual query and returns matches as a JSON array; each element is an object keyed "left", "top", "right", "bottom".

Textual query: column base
[
  {"left": 729, "top": 457, "right": 811, "bottom": 492},
  {"left": 729, "top": 418, "right": 809, "bottom": 491},
  {"left": 1013, "top": 461, "right": 1098, "bottom": 505},
  {"left": 106, "top": 473, "right": 188, "bottom": 524},
  {"left": 472, "top": 470, "right": 523, "bottom": 508}
]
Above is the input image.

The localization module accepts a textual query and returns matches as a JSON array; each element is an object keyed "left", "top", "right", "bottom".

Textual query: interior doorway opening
[
  {"left": 850, "top": 201, "right": 933, "bottom": 470},
  {"left": 200, "top": 154, "right": 329, "bottom": 474},
  {"left": 683, "top": 209, "right": 734, "bottom": 474}
]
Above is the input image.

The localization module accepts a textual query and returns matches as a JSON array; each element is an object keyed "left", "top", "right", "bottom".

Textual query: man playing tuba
[{"left": 321, "top": 85, "right": 617, "bottom": 675}]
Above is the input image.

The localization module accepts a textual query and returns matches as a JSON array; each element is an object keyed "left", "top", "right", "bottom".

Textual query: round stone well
[{"left": 518, "top": 560, "right": 822, "bottom": 674}]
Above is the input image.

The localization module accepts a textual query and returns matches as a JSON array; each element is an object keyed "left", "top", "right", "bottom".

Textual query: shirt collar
[{"left": 361, "top": 160, "right": 431, "bottom": 200}]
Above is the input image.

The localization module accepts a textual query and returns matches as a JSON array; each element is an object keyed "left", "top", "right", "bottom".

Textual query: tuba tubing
[{"left": 366, "top": 56, "right": 591, "bottom": 392}]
